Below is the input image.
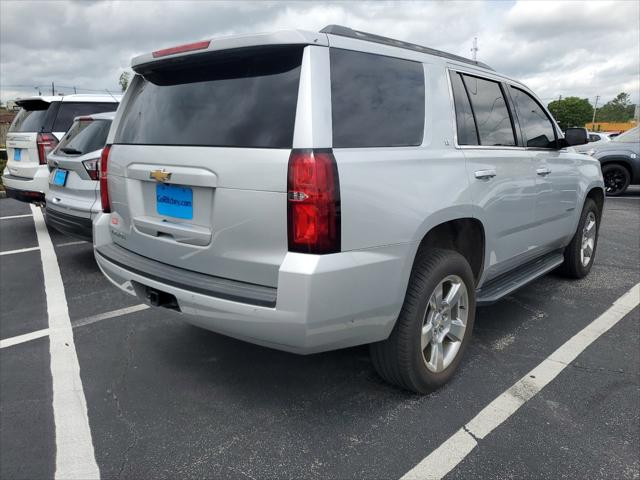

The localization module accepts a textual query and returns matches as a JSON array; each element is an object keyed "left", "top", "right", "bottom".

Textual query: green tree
[
  {"left": 547, "top": 97, "right": 594, "bottom": 130},
  {"left": 596, "top": 92, "right": 635, "bottom": 122},
  {"left": 118, "top": 71, "right": 131, "bottom": 92}
]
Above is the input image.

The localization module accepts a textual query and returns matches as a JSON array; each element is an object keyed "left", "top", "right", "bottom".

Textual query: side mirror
[{"left": 563, "top": 127, "right": 589, "bottom": 147}]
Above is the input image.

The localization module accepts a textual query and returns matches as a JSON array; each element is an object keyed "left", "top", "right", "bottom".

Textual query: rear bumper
[
  {"left": 93, "top": 213, "right": 412, "bottom": 354},
  {"left": 2, "top": 167, "right": 49, "bottom": 203},
  {"left": 4, "top": 186, "right": 45, "bottom": 203},
  {"left": 45, "top": 206, "right": 93, "bottom": 242}
]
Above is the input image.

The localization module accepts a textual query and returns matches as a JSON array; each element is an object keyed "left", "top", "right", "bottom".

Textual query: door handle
[
  {"left": 536, "top": 167, "right": 552, "bottom": 176},
  {"left": 475, "top": 169, "right": 497, "bottom": 180}
]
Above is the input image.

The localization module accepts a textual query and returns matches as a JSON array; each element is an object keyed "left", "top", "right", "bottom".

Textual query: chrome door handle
[
  {"left": 536, "top": 167, "right": 551, "bottom": 176},
  {"left": 475, "top": 169, "right": 497, "bottom": 180}
]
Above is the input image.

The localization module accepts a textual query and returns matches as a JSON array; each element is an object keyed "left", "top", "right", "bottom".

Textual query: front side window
[
  {"left": 509, "top": 87, "right": 556, "bottom": 148},
  {"left": 330, "top": 49, "right": 425, "bottom": 148},
  {"left": 461, "top": 75, "right": 515, "bottom": 146}
]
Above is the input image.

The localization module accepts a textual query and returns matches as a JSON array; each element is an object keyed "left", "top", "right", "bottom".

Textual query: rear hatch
[
  {"left": 5, "top": 99, "right": 58, "bottom": 179},
  {"left": 107, "top": 45, "right": 305, "bottom": 288},
  {"left": 47, "top": 117, "right": 112, "bottom": 218}
]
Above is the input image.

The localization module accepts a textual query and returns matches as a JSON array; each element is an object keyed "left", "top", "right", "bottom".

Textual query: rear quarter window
[
  {"left": 330, "top": 49, "right": 425, "bottom": 148},
  {"left": 115, "top": 46, "right": 303, "bottom": 148}
]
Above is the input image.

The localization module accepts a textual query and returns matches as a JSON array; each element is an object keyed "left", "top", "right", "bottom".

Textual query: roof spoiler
[
  {"left": 15, "top": 98, "right": 51, "bottom": 110},
  {"left": 320, "top": 25, "right": 494, "bottom": 71}
]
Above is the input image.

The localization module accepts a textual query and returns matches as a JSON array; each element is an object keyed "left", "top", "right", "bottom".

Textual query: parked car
[
  {"left": 45, "top": 112, "right": 116, "bottom": 241},
  {"left": 585, "top": 126, "right": 640, "bottom": 196},
  {"left": 574, "top": 131, "right": 611, "bottom": 154},
  {"left": 93, "top": 26, "right": 602, "bottom": 393},
  {"left": 2, "top": 94, "right": 120, "bottom": 204}
]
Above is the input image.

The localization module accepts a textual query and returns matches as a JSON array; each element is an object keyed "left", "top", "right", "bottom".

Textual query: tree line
[{"left": 548, "top": 92, "right": 636, "bottom": 130}]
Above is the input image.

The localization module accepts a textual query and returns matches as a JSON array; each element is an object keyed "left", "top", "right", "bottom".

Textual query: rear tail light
[
  {"left": 287, "top": 149, "right": 341, "bottom": 254},
  {"left": 99, "top": 145, "right": 111, "bottom": 212},
  {"left": 36, "top": 133, "right": 58, "bottom": 165},
  {"left": 82, "top": 158, "right": 99, "bottom": 181}
]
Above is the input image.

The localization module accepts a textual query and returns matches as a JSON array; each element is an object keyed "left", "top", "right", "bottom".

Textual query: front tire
[
  {"left": 559, "top": 198, "right": 599, "bottom": 279},
  {"left": 370, "top": 248, "right": 476, "bottom": 393}
]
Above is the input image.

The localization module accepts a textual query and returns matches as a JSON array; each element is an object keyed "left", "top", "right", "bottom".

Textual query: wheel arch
[
  {"left": 599, "top": 155, "right": 633, "bottom": 176},
  {"left": 413, "top": 218, "right": 486, "bottom": 287}
]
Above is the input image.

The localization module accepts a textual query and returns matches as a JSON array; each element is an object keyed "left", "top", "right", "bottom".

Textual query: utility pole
[
  {"left": 558, "top": 95, "right": 562, "bottom": 102},
  {"left": 73, "top": 86, "right": 77, "bottom": 94},
  {"left": 471, "top": 37, "right": 478, "bottom": 61},
  {"left": 51, "top": 81, "right": 55, "bottom": 96},
  {"left": 592, "top": 95, "right": 600, "bottom": 124}
]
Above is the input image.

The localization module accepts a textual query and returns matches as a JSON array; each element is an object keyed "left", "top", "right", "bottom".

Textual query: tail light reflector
[
  {"left": 99, "top": 145, "right": 111, "bottom": 212},
  {"left": 287, "top": 149, "right": 340, "bottom": 254},
  {"left": 82, "top": 158, "right": 99, "bottom": 181},
  {"left": 36, "top": 133, "right": 58, "bottom": 165}
]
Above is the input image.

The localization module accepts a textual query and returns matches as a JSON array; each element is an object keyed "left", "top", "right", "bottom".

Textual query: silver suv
[{"left": 95, "top": 26, "right": 604, "bottom": 392}]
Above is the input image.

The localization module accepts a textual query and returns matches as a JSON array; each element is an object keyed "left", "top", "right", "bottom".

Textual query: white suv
[{"left": 3, "top": 94, "right": 120, "bottom": 203}]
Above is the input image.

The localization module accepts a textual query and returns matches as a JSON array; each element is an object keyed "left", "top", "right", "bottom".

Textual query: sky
[{"left": 1, "top": 0, "right": 639, "bottom": 107}]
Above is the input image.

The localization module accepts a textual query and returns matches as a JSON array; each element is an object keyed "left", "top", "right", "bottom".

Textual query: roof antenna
[
  {"left": 104, "top": 89, "right": 119, "bottom": 102},
  {"left": 471, "top": 37, "right": 478, "bottom": 61}
]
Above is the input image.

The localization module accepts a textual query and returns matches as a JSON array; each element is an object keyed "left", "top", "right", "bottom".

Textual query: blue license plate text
[{"left": 156, "top": 184, "right": 193, "bottom": 220}]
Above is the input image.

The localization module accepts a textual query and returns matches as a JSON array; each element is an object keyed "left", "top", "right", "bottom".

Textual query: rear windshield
[
  {"left": 115, "top": 46, "right": 303, "bottom": 148},
  {"left": 9, "top": 104, "right": 54, "bottom": 133},
  {"left": 56, "top": 119, "right": 112, "bottom": 156},
  {"left": 52, "top": 102, "right": 118, "bottom": 132}
]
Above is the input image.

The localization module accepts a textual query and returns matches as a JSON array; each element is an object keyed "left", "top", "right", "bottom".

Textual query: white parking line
[
  {"left": 0, "top": 305, "right": 148, "bottom": 350},
  {"left": 56, "top": 240, "right": 88, "bottom": 248},
  {"left": 71, "top": 304, "right": 149, "bottom": 328},
  {"left": 0, "top": 213, "right": 33, "bottom": 220},
  {"left": 401, "top": 283, "right": 640, "bottom": 480},
  {"left": 0, "top": 328, "right": 50, "bottom": 349},
  {"left": 30, "top": 204, "right": 100, "bottom": 479},
  {"left": 0, "top": 246, "right": 40, "bottom": 256}
]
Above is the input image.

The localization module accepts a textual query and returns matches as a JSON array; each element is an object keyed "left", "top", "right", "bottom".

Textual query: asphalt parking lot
[{"left": 1, "top": 188, "right": 638, "bottom": 480}]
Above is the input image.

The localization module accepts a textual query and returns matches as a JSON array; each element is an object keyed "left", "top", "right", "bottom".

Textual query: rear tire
[
  {"left": 370, "top": 248, "right": 476, "bottom": 393},
  {"left": 559, "top": 198, "right": 599, "bottom": 279},
  {"left": 602, "top": 163, "right": 630, "bottom": 196}
]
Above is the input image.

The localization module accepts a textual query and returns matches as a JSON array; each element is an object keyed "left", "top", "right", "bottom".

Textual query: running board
[{"left": 476, "top": 251, "right": 565, "bottom": 306}]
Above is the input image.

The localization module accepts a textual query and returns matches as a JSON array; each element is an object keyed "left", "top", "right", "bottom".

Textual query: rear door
[
  {"left": 5, "top": 100, "right": 57, "bottom": 178},
  {"left": 450, "top": 71, "right": 538, "bottom": 280},
  {"left": 106, "top": 45, "right": 308, "bottom": 288}
]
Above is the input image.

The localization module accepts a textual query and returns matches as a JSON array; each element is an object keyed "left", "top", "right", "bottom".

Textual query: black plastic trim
[
  {"left": 45, "top": 208, "right": 93, "bottom": 242},
  {"left": 96, "top": 243, "right": 277, "bottom": 308}
]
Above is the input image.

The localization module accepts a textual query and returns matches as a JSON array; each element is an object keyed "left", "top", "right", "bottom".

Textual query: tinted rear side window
[
  {"left": 115, "top": 46, "right": 303, "bottom": 148},
  {"left": 52, "top": 103, "right": 118, "bottom": 132},
  {"left": 330, "top": 49, "right": 425, "bottom": 148},
  {"left": 450, "top": 72, "right": 478, "bottom": 145},
  {"left": 461, "top": 75, "right": 515, "bottom": 146}
]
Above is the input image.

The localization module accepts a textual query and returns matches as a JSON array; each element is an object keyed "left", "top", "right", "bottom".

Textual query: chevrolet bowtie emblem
[{"left": 149, "top": 169, "right": 172, "bottom": 183}]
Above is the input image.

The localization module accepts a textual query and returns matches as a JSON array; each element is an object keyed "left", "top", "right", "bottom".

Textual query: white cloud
[{"left": 1, "top": 0, "right": 638, "bottom": 106}]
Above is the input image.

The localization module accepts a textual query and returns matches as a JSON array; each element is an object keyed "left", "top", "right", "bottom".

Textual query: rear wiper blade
[{"left": 61, "top": 147, "right": 83, "bottom": 155}]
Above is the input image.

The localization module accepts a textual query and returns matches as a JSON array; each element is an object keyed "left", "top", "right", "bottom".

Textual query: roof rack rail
[{"left": 320, "top": 25, "right": 494, "bottom": 71}]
